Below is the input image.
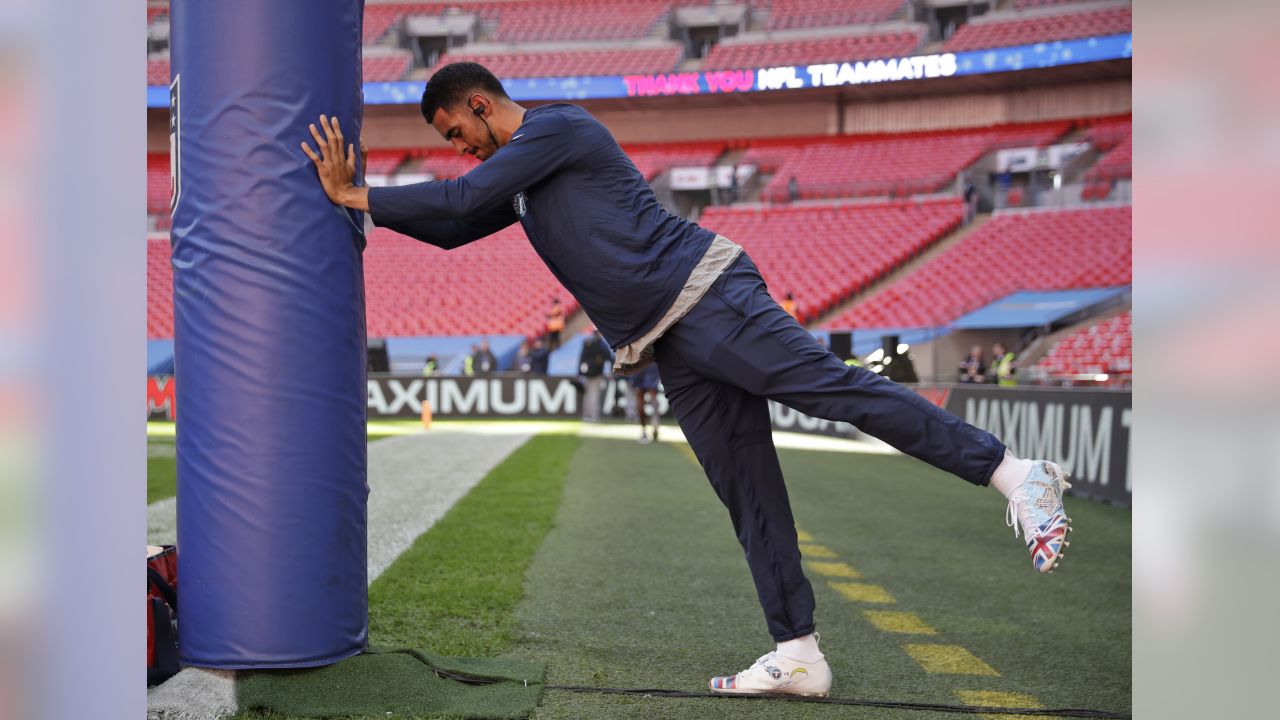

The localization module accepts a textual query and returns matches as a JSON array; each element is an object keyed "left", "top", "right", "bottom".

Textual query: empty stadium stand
[
  {"left": 747, "top": 121, "right": 1070, "bottom": 201},
  {"left": 1035, "top": 311, "right": 1131, "bottom": 377},
  {"left": 623, "top": 141, "right": 727, "bottom": 180},
  {"left": 1081, "top": 114, "right": 1131, "bottom": 151},
  {"left": 148, "top": 228, "right": 579, "bottom": 340},
  {"left": 827, "top": 205, "right": 1131, "bottom": 329},
  {"left": 365, "top": 149, "right": 410, "bottom": 176},
  {"left": 436, "top": 44, "right": 682, "bottom": 79},
  {"left": 490, "top": 0, "right": 671, "bottom": 42},
  {"left": 401, "top": 148, "right": 482, "bottom": 179},
  {"left": 942, "top": 5, "right": 1131, "bottom": 52},
  {"left": 765, "top": 0, "right": 907, "bottom": 31},
  {"left": 699, "top": 198, "right": 965, "bottom": 323},
  {"left": 147, "top": 58, "right": 169, "bottom": 86},
  {"left": 147, "top": 238, "right": 174, "bottom": 339},
  {"left": 363, "top": 226, "right": 579, "bottom": 337},
  {"left": 1014, "top": 0, "right": 1110, "bottom": 8},
  {"left": 363, "top": 49, "right": 414, "bottom": 82},
  {"left": 147, "top": 154, "right": 170, "bottom": 214},
  {"left": 148, "top": 49, "right": 412, "bottom": 84},
  {"left": 368, "top": 141, "right": 724, "bottom": 183},
  {"left": 703, "top": 29, "right": 922, "bottom": 71}
]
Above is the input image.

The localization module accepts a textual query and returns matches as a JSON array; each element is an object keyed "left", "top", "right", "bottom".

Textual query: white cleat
[
  {"left": 708, "top": 650, "right": 832, "bottom": 697},
  {"left": 1006, "top": 461, "right": 1073, "bottom": 573}
]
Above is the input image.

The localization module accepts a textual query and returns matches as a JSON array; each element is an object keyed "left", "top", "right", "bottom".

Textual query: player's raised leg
[{"left": 675, "top": 253, "right": 1072, "bottom": 573}]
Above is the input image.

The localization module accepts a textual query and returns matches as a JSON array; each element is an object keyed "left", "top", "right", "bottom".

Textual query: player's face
[{"left": 431, "top": 107, "right": 498, "bottom": 161}]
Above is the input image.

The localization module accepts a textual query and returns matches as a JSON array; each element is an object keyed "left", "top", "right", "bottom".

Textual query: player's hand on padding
[{"left": 301, "top": 115, "right": 356, "bottom": 205}]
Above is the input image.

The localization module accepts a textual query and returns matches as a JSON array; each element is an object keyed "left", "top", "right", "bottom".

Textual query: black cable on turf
[
  {"left": 545, "top": 685, "right": 1130, "bottom": 719},
  {"left": 388, "top": 650, "right": 1129, "bottom": 720}
]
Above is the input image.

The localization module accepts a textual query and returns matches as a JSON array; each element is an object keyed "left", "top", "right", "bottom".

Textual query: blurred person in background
[
  {"left": 303, "top": 61, "right": 1072, "bottom": 699},
  {"left": 631, "top": 362, "right": 661, "bottom": 444},
  {"left": 515, "top": 341, "right": 533, "bottom": 374},
  {"left": 472, "top": 338, "right": 497, "bottom": 375},
  {"left": 781, "top": 291, "right": 798, "bottom": 320},
  {"left": 545, "top": 297, "right": 565, "bottom": 350},
  {"left": 959, "top": 345, "right": 987, "bottom": 383},
  {"left": 528, "top": 337, "right": 550, "bottom": 375},
  {"left": 462, "top": 343, "right": 477, "bottom": 376},
  {"left": 991, "top": 342, "right": 1017, "bottom": 387},
  {"left": 578, "top": 329, "right": 610, "bottom": 422}
]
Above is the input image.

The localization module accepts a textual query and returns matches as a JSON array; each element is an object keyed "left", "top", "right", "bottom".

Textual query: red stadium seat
[
  {"left": 704, "top": 29, "right": 922, "bottom": 71},
  {"left": 1034, "top": 312, "right": 1131, "bottom": 378},
  {"left": 764, "top": 0, "right": 907, "bottom": 31},
  {"left": 747, "top": 121, "right": 1069, "bottom": 201},
  {"left": 437, "top": 45, "right": 682, "bottom": 79},
  {"left": 824, "top": 206, "right": 1131, "bottom": 329},
  {"left": 700, "top": 198, "right": 965, "bottom": 324},
  {"left": 942, "top": 6, "right": 1131, "bottom": 52}
]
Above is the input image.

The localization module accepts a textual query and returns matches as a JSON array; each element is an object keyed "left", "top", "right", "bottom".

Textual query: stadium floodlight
[
  {"left": 896, "top": 343, "right": 909, "bottom": 354},
  {"left": 882, "top": 356, "right": 893, "bottom": 366},
  {"left": 866, "top": 348, "right": 885, "bottom": 363}
]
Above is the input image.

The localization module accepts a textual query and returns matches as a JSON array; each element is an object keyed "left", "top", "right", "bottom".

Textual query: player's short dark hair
[{"left": 420, "top": 62, "right": 509, "bottom": 123}]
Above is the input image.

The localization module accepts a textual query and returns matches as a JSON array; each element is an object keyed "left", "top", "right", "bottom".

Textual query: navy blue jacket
[{"left": 367, "top": 103, "right": 716, "bottom": 349}]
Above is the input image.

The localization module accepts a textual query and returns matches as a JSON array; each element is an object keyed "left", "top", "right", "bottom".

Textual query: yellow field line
[
  {"left": 805, "top": 560, "right": 861, "bottom": 579},
  {"left": 862, "top": 610, "right": 937, "bottom": 635},
  {"left": 953, "top": 690, "right": 1049, "bottom": 720},
  {"left": 902, "top": 644, "right": 999, "bottom": 676},
  {"left": 828, "top": 581, "right": 896, "bottom": 604}
]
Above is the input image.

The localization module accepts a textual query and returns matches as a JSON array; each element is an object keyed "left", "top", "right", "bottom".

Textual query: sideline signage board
[
  {"left": 917, "top": 385, "right": 1131, "bottom": 506},
  {"left": 148, "top": 375, "right": 1130, "bottom": 504}
]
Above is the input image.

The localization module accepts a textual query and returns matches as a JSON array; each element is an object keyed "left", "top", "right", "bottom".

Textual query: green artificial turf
[
  {"left": 232, "top": 432, "right": 581, "bottom": 720},
  {"left": 367, "top": 433, "right": 581, "bottom": 656},
  {"left": 147, "top": 436, "right": 177, "bottom": 504},
  {"left": 511, "top": 438, "right": 1131, "bottom": 720}
]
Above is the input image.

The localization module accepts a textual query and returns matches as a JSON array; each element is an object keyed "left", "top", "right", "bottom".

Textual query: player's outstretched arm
[{"left": 301, "top": 114, "right": 369, "bottom": 211}]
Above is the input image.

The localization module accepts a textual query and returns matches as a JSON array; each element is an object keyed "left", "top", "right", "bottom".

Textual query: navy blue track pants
[{"left": 654, "top": 253, "right": 1005, "bottom": 642}]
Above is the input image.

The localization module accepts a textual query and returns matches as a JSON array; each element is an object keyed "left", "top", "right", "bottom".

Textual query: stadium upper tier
[
  {"left": 826, "top": 205, "right": 1132, "bottom": 329},
  {"left": 700, "top": 199, "right": 964, "bottom": 323},
  {"left": 148, "top": 1, "right": 1132, "bottom": 86},
  {"left": 1035, "top": 311, "right": 1131, "bottom": 377},
  {"left": 765, "top": 0, "right": 907, "bottom": 30},
  {"left": 703, "top": 29, "right": 923, "bottom": 72},
  {"left": 148, "top": 51, "right": 415, "bottom": 84},
  {"left": 436, "top": 45, "right": 683, "bottom": 79},
  {"left": 747, "top": 121, "right": 1070, "bottom": 201},
  {"left": 942, "top": 5, "right": 1132, "bottom": 52},
  {"left": 363, "top": 0, "right": 671, "bottom": 44}
]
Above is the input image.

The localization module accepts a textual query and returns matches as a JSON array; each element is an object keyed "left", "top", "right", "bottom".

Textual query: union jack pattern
[{"left": 1027, "top": 513, "right": 1070, "bottom": 572}]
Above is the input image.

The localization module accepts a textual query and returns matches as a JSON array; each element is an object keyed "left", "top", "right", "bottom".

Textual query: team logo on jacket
[{"left": 513, "top": 192, "right": 528, "bottom": 217}]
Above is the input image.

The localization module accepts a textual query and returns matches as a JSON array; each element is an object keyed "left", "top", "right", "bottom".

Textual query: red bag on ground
[{"left": 148, "top": 545, "right": 179, "bottom": 686}]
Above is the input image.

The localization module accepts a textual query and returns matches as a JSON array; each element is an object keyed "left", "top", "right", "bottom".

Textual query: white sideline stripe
[
  {"left": 145, "top": 429, "right": 533, "bottom": 583},
  {"left": 577, "top": 421, "right": 900, "bottom": 455},
  {"left": 365, "top": 430, "right": 531, "bottom": 581}
]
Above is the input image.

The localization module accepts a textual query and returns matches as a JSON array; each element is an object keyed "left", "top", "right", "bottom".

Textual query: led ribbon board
[{"left": 147, "top": 34, "right": 1131, "bottom": 107}]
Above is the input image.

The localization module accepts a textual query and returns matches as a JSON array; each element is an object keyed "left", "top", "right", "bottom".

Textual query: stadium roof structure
[{"left": 950, "top": 287, "right": 1130, "bottom": 329}]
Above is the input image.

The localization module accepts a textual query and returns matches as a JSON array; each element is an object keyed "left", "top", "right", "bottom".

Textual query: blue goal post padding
[{"left": 170, "top": 0, "right": 370, "bottom": 669}]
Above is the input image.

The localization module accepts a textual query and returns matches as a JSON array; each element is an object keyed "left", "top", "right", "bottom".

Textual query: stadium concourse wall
[{"left": 147, "top": 374, "right": 1131, "bottom": 506}]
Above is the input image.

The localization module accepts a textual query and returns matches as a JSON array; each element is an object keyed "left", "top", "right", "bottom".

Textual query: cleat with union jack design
[{"left": 1006, "top": 461, "right": 1072, "bottom": 573}]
